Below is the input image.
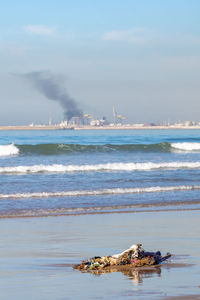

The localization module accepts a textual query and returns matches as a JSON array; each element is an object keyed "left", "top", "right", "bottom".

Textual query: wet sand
[
  {"left": 0, "top": 210, "right": 200, "bottom": 299},
  {"left": 166, "top": 295, "right": 200, "bottom": 300}
]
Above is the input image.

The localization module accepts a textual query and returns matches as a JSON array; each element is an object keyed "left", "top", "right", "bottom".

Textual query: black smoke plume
[{"left": 23, "top": 71, "right": 83, "bottom": 120}]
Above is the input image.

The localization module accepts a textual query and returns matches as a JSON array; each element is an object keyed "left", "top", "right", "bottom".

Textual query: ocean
[{"left": 1, "top": 129, "right": 200, "bottom": 218}]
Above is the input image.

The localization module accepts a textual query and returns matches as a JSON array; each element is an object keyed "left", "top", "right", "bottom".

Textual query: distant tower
[
  {"left": 112, "top": 107, "right": 117, "bottom": 124},
  {"left": 112, "top": 107, "right": 127, "bottom": 124}
]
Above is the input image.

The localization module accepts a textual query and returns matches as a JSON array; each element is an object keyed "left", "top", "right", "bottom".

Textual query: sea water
[{"left": 1, "top": 129, "right": 200, "bottom": 217}]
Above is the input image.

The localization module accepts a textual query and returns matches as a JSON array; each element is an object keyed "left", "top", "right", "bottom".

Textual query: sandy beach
[
  {"left": 1, "top": 209, "right": 200, "bottom": 300},
  {"left": 1, "top": 125, "right": 200, "bottom": 130}
]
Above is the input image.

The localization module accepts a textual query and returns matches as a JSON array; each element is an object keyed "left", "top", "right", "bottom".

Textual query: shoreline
[
  {"left": 1, "top": 125, "right": 200, "bottom": 130},
  {"left": 1, "top": 206, "right": 200, "bottom": 220}
]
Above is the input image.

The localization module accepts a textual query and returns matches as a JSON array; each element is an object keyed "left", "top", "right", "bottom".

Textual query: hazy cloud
[
  {"left": 102, "top": 28, "right": 153, "bottom": 44},
  {"left": 102, "top": 28, "right": 200, "bottom": 47},
  {"left": 25, "top": 25, "right": 56, "bottom": 36}
]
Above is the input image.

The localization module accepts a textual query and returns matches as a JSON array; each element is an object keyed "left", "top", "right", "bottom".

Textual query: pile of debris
[{"left": 73, "top": 243, "right": 171, "bottom": 272}]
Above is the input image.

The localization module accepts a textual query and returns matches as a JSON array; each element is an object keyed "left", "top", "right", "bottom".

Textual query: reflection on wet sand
[
  {"left": 86, "top": 265, "right": 162, "bottom": 285},
  {"left": 121, "top": 266, "right": 161, "bottom": 286},
  {"left": 70, "top": 261, "right": 193, "bottom": 287}
]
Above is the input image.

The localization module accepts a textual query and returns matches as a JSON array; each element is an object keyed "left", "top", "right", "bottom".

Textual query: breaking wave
[
  {"left": 3, "top": 142, "right": 200, "bottom": 156},
  {"left": 0, "top": 144, "right": 19, "bottom": 157},
  {"left": 1, "top": 185, "right": 200, "bottom": 199},
  {"left": 1, "top": 161, "right": 200, "bottom": 174},
  {"left": 171, "top": 142, "right": 200, "bottom": 151}
]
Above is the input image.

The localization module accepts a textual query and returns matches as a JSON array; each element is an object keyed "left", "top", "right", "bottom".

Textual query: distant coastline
[{"left": 1, "top": 125, "right": 200, "bottom": 130}]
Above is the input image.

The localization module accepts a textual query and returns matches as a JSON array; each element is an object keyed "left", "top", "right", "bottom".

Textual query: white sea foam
[
  {"left": 0, "top": 144, "right": 19, "bottom": 157},
  {"left": 1, "top": 185, "right": 200, "bottom": 199},
  {"left": 0, "top": 161, "right": 200, "bottom": 174},
  {"left": 171, "top": 142, "right": 200, "bottom": 151}
]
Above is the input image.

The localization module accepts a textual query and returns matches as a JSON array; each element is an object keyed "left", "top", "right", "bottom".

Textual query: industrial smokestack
[{"left": 22, "top": 71, "right": 83, "bottom": 120}]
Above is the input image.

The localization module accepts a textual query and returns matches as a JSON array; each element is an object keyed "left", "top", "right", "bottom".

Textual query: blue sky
[{"left": 1, "top": 0, "right": 200, "bottom": 125}]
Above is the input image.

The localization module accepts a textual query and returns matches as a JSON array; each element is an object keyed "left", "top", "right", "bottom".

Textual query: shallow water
[{"left": 0, "top": 210, "right": 200, "bottom": 299}]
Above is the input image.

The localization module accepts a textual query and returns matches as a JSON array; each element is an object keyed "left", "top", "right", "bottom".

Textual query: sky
[{"left": 1, "top": 0, "right": 200, "bottom": 125}]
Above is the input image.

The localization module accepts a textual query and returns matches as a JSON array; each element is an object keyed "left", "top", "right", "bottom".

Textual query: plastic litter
[{"left": 73, "top": 243, "right": 171, "bottom": 272}]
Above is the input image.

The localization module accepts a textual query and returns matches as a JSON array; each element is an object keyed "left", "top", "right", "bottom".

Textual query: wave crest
[
  {"left": 17, "top": 142, "right": 171, "bottom": 155},
  {"left": 0, "top": 144, "right": 19, "bottom": 157},
  {"left": 1, "top": 161, "right": 200, "bottom": 173},
  {"left": 171, "top": 142, "right": 200, "bottom": 151},
  {"left": 3, "top": 142, "right": 200, "bottom": 156},
  {"left": 1, "top": 185, "right": 200, "bottom": 199}
]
